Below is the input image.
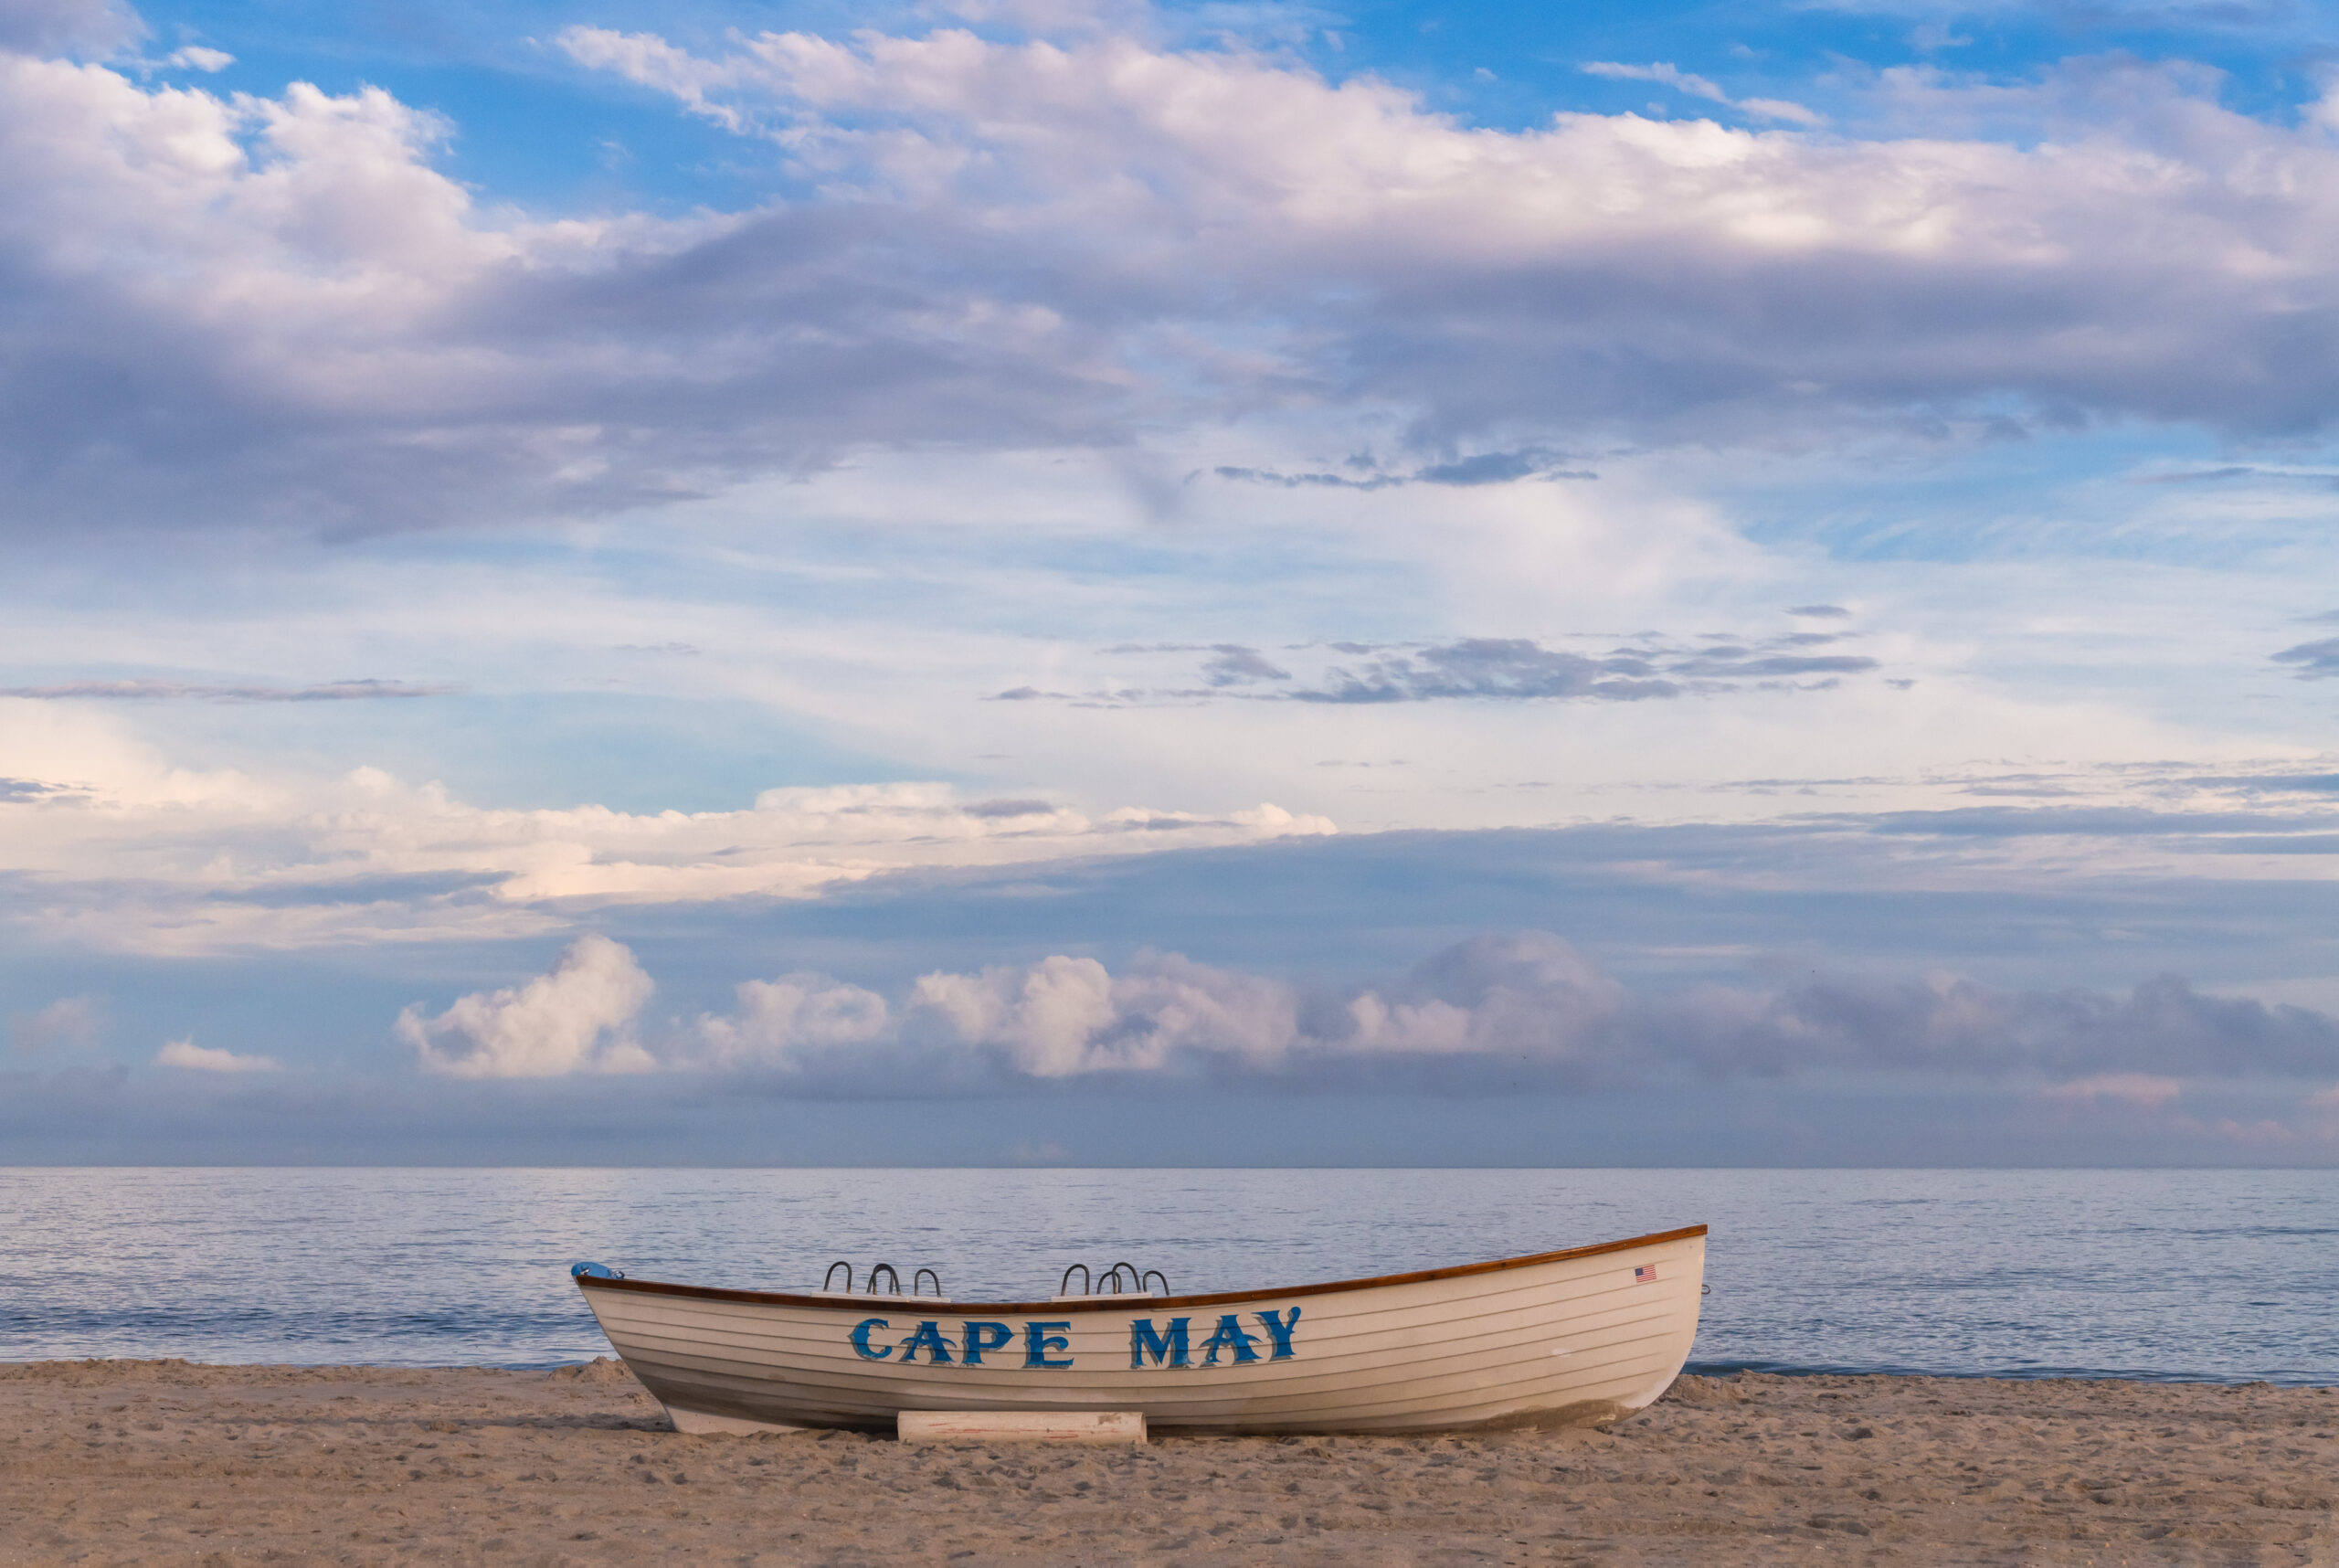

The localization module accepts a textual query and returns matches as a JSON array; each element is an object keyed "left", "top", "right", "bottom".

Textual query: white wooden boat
[{"left": 571, "top": 1224, "right": 1706, "bottom": 1436}]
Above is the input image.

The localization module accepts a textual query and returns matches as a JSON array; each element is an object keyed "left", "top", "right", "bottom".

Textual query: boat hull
[{"left": 576, "top": 1224, "right": 1706, "bottom": 1436}]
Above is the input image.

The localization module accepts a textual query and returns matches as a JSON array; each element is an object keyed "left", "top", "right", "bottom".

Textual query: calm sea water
[{"left": 1, "top": 1169, "right": 2332, "bottom": 1383}]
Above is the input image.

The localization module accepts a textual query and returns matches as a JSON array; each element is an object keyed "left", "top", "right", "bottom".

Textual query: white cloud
[
  {"left": 1579, "top": 60, "right": 1823, "bottom": 124},
  {"left": 1582, "top": 59, "right": 1727, "bottom": 100},
  {"left": 0, "top": 19, "right": 2336, "bottom": 539},
  {"left": 690, "top": 972, "right": 891, "bottom": 1069},
  {"left": 397, "top": 934, "right": 657, "bottom": 1078},
  {"left": 905, "top": 949, "right": 1306, "bottom": 1075},
  {"left": 545, "top": 23, "right": 2339, "bottom": 450},
  {"left": 160, "top": 45, "right": 229, "bottom": 71},
  {"left": 154, "top": 1037, "right": 278, "bottom": 1072},
  {"left": 0, "top": 698, "right": 1335, "bottom": 953}
]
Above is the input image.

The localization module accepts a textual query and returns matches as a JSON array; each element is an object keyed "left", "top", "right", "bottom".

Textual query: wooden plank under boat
[{"left": 573, "top": 1224, "right": 1707, "bottom": 1436}]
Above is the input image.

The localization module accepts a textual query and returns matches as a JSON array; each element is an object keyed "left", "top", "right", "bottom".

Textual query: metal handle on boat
[
  {"left": 1703, "top": 1284, "right": 1711, "bottom": 1296},
  {"left": 914, "top": 1266, "right": 942, "bottom": 1298},
  {"left": 867, "top": 1263, "right": 901, "bottom": 1296},
  {"left": 823, "top": 1261, "right": 853, "bottom": 1292},
  {"left": 1059, "top": 1263, "right": 1091, "bottom": 1297},
  {"left": 1143, "top": 1269, "right": 1169, "bottom": 1296}
]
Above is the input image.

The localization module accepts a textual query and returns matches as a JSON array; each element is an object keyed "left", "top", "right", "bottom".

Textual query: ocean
[{"left": 2, "top": 1168, "right": 2332, "bottom": 1383}]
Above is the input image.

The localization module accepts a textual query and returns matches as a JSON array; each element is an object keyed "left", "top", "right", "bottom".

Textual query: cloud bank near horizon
[{"left": 396, "top": 930, "right": 2339, "bottom": 1119}]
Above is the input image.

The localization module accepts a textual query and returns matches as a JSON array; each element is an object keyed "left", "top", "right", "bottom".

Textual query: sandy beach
[{"left": 1, "top": 1360, "right": 2332, "bottom": 1565}]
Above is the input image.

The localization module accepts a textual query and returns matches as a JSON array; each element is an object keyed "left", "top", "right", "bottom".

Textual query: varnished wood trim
[{"left": 575, "top": 1224, "right": 1707, "bottom": 1314}]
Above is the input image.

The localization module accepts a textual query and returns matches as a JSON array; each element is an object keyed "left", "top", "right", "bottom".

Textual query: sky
[{"left": 5, "top": 0, "right": 2339, "bottom": 1164}]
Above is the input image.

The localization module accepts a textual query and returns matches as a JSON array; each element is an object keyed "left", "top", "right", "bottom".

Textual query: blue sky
[{"left": 4, "top": 0, "right": 2339, "bottom": 1162}]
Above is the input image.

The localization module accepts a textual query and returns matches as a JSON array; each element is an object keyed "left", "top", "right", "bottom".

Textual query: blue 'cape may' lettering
[
  {"left": 1135, "top": 1308, "right": 1299, "bottom": 1367},
  {"left": 849, "top": 1308, "right": 1303, "bottom": 1369}
]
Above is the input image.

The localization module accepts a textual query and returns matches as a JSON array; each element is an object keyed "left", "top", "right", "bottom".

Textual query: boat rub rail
[{"left": 574, "top": 1224, "right": 1708, "bottom": 1315}]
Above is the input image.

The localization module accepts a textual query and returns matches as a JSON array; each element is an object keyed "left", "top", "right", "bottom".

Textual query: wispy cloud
[
  {"left": 1211, "top": 450, "right": 1596, "bottom": 492},
  {"left": 1297, "top": 638, "right": 1876, "bottom": 704},
  {"left": 0, "top": 772, "right": 1336, "bottom": 955},
  {"left": 154, "top": 1039, "right": 278, "bottom": 1073},
  {"left": 1580, "top": 59, "right": 1825, "bottom": 123},
  {"left": 0, "top": 778, "right": 83, "bottom": 802},
  {"left": 1002, "top": 630, "right": 1882, "bottom": 705},
  {"left": 2271, "top": 638, "right": 2339, "bottom": 679},
  {"left": 158, "top": 45, "right": 230, "bottom": 71},
  {"left": 1200, "top": 646, "right": 1290, "bottom": 686},
  {"left": 0, "top": 680, "right": 456, "bottom": 703}
]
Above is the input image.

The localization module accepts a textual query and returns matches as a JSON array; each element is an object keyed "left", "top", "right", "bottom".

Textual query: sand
[{"left": 1, "top": 1361, "right": 2333, "bottom": 1565}]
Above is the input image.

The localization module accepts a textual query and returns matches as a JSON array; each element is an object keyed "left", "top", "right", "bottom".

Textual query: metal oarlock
[
  {"left": 818, "top": 1259, "right": 945, "bottom": 1296},
  {"left": 1058, "top": 1259, "right": 1169, "bottom": 1295}
]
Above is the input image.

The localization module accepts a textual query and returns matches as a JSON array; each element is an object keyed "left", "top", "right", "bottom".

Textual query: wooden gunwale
[{"left": 576, "top": 1223, "right": 1706, "bottom": 1314}]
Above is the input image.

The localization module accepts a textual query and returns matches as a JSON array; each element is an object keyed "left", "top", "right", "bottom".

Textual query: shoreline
[
  {"left": 1684, "top": 1361, "right": 2339, "bottom": 1389},
  {"left": 4, "top": 1360, "right": 2334, "bottom": 1563},
  {"left": 28, "top": 1354, "right": 2333, "bottom": 1388}
]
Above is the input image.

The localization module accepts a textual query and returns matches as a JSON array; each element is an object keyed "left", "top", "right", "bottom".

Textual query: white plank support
[{"left": 897, "top": 1410, "right": 1147, "bottom": 1444}]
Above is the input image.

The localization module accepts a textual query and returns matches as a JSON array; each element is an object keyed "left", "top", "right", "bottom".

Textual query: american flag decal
[{"left": 1634, "top": 1264, "right": 1658, "bottom": 1283}]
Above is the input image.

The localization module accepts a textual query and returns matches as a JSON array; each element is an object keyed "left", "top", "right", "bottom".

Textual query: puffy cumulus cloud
[
  {"left": 904, "top": 950, "right": 1303, "bottom": 1076},
  {"left": 1028, "top": 943, "right": 2339, "bottom": 1090},
  {"left": 153, "top": 1038, "right": 278, "bottom": 1073},
  {"left": 689, "top": 972, "right": 891, "bottom": 1070},
  {"left": 668, "top": 950, "right": 1306, "bottom": 1082},
  {"left": 470, "top": 929, "right": 2339, "bottom": 1093},
  {"left": 397, "top": 934, "right": 657, "bottom": 1078},
  {"left": 1345, "top": 933, "right": 1627, "bottom": 1063},
  {"left": 0, "top": 708, "right": 1335, "bottom": 952},
  {"left": 9, "top": 15, "right": 2339, "bottom": 536}
]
